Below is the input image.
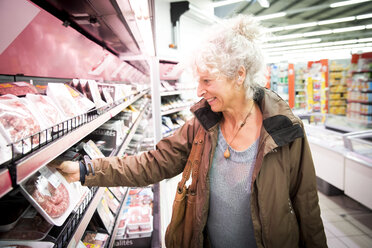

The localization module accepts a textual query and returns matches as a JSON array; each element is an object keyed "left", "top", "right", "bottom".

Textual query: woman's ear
[{"left": 237, "top": 66, "right": 246, "bottom": 85}]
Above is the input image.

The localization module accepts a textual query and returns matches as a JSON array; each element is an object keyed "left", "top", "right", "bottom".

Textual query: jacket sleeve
[
  {"left": 83, "top": 118, "right": 200, "bottom": 187},
  {"left": 289, "top": 121, "right": 327, "bottom": 248}
]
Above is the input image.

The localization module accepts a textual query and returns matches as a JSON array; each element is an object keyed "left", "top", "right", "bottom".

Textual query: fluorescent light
[
  {"left": 332, "top": 25, "right": 365, "bottom": 33},
  {"left": 318, "top": 16, "right": 355, "bottom": 25},
  {"left": 256, "top": 12, "right": 286, "bottom": 20},
  {"left": 212, "top": 0, "right": 244, "bottom": 7},
  {"left": 268, "top": 27, "right": 285, "bottom": 32},
  {"left": 330, "top": 0, "right": 371, "bottom": 8},
  {"left": 358, "top": 37, "right": 372, "bottom": 42},
  {"left": 367, "top": 24, "right": 372, "bottom": 29},
  {"left": 268, "top": 14, "right": 372, "bottom": 33},
  {"left": 303, "top": 30, "right": 333, "bottom": 37},
  {"left": 284, "top": 22, "right": 317, "bottom": 30},
  {"left": 257, "top": 0, "right": 270, "bottom": 8},
  {"left": 263, "top": 38, "right": 322, "bottom": 48},
  {"left": 356, "top": 13, "right": 372, "bottom": 19},
  {"left": 264, "top": 38, "right": 371, "bottom": 53}
]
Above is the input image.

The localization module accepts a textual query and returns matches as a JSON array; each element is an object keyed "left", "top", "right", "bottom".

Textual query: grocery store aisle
[{"left": 318, "top": 192, "right": 372, "bottom": 248}]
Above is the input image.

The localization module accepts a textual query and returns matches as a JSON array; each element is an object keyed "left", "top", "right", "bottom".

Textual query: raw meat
[
  {"left": 0, "top": 82, "right": 38, "bottom": 96},
  {"left": 32, "top": 182, "right": 70, "bottom": 218}
]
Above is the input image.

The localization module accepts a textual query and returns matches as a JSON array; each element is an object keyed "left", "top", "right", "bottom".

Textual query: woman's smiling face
[{"left": 196, "top": 68, "right": 236, "bottom": 112}]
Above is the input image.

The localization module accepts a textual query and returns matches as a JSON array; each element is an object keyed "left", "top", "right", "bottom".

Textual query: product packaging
[
  {"left": 47, "top": 83, "right": 81, "bottom": 118},
  {"left": 103, "top": 188, "right": 120, "bottom": 214},
  {"left": 96, "top": 197, "right": 115, "bottom": 233},
  {"left": 83, "top": 140, "right": 105, "bottom": 159},
  {"left": 0, "top": 96, "right": 47, "bottom": 155},
  {"left": 25, "top": 94, "right": 66, "bottom": 132},
  {"left": 64, "top": 84, "right": 96, "bottom": 113},
  {"left": 0, "top": 82, "right": 38, "bottom": 96},
  {"left": 19, "top": 166, "right": 80, "bottom": 226},
  {"left": 82, "top": 231, "right": 109, "bottom": 248}
]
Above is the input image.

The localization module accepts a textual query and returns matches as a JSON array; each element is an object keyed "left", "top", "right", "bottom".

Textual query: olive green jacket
[{"left": 85, "top": 87, "right": 327, "bottom": 248}]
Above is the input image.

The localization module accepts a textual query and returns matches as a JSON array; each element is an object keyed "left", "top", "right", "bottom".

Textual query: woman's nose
[{"left": 197, "top": 83, "right": 206, "bottom": 97}]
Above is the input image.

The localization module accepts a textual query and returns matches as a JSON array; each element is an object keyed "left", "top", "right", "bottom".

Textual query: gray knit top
[{"left": 207, "top": 126, "right": 258, "bottom": 248}]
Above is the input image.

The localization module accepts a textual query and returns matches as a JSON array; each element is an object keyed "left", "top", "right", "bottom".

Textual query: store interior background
[{"left": 0, "top": 0, "right": 371, "bottom": 247}]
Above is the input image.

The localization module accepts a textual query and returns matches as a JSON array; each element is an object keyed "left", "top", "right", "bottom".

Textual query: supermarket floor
[{"left": 318, "top": 191, "right": 372, "bottom": 248}]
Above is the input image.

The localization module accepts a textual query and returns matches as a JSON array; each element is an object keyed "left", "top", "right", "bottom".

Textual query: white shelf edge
[
  {"left": 161, "top": 105, "right": 191, "bottom": 116},
  {"left": 67, "top": 187, "right": 105, "bottom": 248}
]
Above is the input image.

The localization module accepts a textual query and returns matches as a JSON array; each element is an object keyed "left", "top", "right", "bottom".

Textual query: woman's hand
[{"left": 49, "top": 160, "right": 80, "bottom": 183}]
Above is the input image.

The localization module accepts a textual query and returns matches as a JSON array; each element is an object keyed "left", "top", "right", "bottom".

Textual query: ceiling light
[
  {"left": 317, "top": 16, "right": 355, "bottom": 25},
  {"left": 263, "top": 38, "right": 322, "bottom": 48},
  {"left": 358, "top": 37, "right": 372, "bottom": 42},
  {"left": 356, "top": 13, "right": 372, "bottom": 19},
  {"left": 367, "top": 24, "right": 372, "bottom": 29},
  {"left": 212, "top": 0, "right": 244, "bottom": 8},
  {"left": 284, "top": 22, "right": 317, "bottom": 30},
  {"left": 256, "top": 12, "right": 287, "bottom": 20},
  {"left": 332, "top": 25, "right": 365, "bottom": 33},
  {"left": 330, "top": 0, "right": 371, "bottom": 8},
  {"left": 303, "top": 30, "right": 333, "bottom": 37},
  {"left": 257, "top": 0, "right": 270, "bottom": 8}
]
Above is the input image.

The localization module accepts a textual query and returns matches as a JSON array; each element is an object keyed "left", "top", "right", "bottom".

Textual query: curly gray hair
[{"left": 193, "top": 15, "right": 268, "bottom": 99}]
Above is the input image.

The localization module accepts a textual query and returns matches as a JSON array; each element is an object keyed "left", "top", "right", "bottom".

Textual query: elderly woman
[{"left": 55, "top": 15, "right": 327, "bottom": 248}]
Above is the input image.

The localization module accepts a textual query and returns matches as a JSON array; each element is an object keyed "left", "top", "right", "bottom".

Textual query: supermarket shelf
[
  {"left": 160, "top": 88, "right": 196, "bottom": 97},
  {"left": 347, "top": 100, "right": 372, "bottom": 104},
  {"left": 107, "top": 188, "right": 130, "bottom": 248},
  {"left": 352, "top": 70, "right": 372, "bottom": 74},
  {"left": 0, "top": 90, "right": 149, "bottom": 198},
  {"left": 67, "top": 187, "right": 105, "bottom": 248},
  {"left": 295, "top": 89, "right": 306, "bottom": 92},
  {"left": 161, "top": 105, "right": 191, "bottom": 116},
  {"left": 162, "top": 127, "right": 180, "bottom": 138},
  {"left": 347, "top": 110, "right": 372, "bottom": 116},
  {"left": 116, "top": 102, "right": 151, "bottom": 157}
]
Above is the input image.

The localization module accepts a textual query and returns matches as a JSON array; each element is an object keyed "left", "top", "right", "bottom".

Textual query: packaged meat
[
  {"left": 25, "top": 94, "right": 66, "bottom": 131},
  {"left": 20, "top": 166, "right": 79, "bottom": 226},
  {"left": 82, "top": 231, "right": 109, "bottom": 248},
  {"left": 126, "top": 206, "right": 152, "bottom": 231},
  {"left": 108, "top": 187, "right": 126, "bottom": 201},
  {"left": 103, "top": 188, "right": 120, "bottom": 214},
  {"left": 96, "top": 197, "right": 115, "bottom": 233},
  {"left": 64, "top": 84, "right": 95, "bottom": 113},
  {"left": 80, "top": 79, "right": 106, "bottom": 108},
  {"left": 83, "top": 140, "right": 105, "bottom": 159},
  {"left": 0, "top": 82, "right": 38, "bottom": 96},
  {"left": 47, "top": 83, "right": 81, "bottom": 118},
  {"left": 0, "top": 206, "right": 53, "bottom": 241},
  {"left": 0, "top": 131, "right": 12, "bottom": 165},
  {"left": 0, "top": 96, "right": 46, "bottom": 154}
]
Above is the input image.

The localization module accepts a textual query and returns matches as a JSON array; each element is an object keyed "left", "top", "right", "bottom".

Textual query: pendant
[{"left": 224, "top": 147, "right": 230, "bottom": 158}]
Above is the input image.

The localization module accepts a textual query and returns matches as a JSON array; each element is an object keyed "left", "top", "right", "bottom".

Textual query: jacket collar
[{"left": 190, "top": 87, "right": 304, "bottom": 147}]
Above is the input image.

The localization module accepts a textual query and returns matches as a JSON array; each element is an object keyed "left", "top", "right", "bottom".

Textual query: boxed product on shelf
[
  {"left": 0, "top": 82, "right": 39, "bottom": 96},
  {"left": 82, "top": 231, "right": 109, "bottom": 248},
  {"left": 108, "top": 187, "right": 127, "bottom": 202},
  {"left": 96, "top": 197, "right": 115, "bottom": 233},
  {"left": 103, "top": 188, "right": 120, "bottom": 214},
  {"left": 83, "top": 140, "right": 105, "bottom": 159},
  {"left": 79, "top": 79, "right": 107, "bottom": 108},
  {"left": 19, "top": 166, "right": 80, "bottom": 226},
  {"left": 64, "top": 84, "right": 96, "bottom": 113}
]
